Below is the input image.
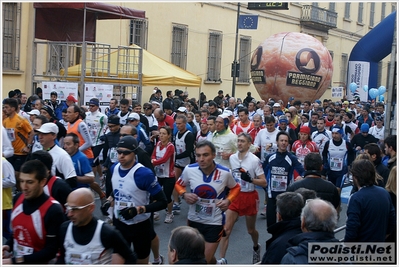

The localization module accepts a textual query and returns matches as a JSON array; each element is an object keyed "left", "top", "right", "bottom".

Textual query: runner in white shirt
[
  {"left": 85, "top": 98, "right": 108, "bottom": 180},
  {"left": 218, "top": 133, "right": 267, "bottom": 264},
  {"left": 254, "top": 115, "right": 279, "bottom": 163},
  {"left": 368, "top": 116, "right": 385, "bottom": 142},
  {"left": 117, "top": 99, "right": 131, "bottom": 126},
  {"left": 311, "top": 118, "right": 332, "bottom": 155},
  {"left": 174, "top": 140, "right": 240, "bottom": 264}
]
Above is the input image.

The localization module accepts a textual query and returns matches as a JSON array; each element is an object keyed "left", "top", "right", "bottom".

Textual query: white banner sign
[
  {"left": 42, "top": 82, "right": 78, "bottom": 102},
  {"left": 83, "top": 84, "right": 113, "bottom": 111},
  {"left": 331, "top": 87, "right": 343, "bottom": 99},
  {"left": 347, "top": 61, "right": 370, "bottom": 102}
]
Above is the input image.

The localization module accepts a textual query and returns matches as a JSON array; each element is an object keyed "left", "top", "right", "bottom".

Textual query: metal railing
[{"left": 301, "top": 5, "right": 338, "bottom": 29}]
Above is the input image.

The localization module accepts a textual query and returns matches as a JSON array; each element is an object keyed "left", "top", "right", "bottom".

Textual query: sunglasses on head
[{"left": 116, "top": 149, "right": 135, "bottom": 155}]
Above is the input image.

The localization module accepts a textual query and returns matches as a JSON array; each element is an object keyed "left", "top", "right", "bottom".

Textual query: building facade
[{"left": 2, "top": 2, "right": 396, "bottom": 103}]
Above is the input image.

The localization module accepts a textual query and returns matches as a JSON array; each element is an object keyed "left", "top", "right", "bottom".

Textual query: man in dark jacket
[
  {"left": 287, "top": 153, "right": 340, "bottom": 210},
  {"left": 168, "top": 226, "right": 207, "bottom": 264},
  {"left": 281, "top": 198, "right": 338, "bottom": 264},
  {"left": 101, "top": 115, "right": 121, "bottom": 198},
  {"left": 364, "top": 143, "right": 390, "bottom": 185},
  {"left": 261, "top": 192, "right": 303, "bottom": 264},
  {"left": 351, "top": 123, "right": 379, "bottom": 152},
  {"left": 163, "top": 90, "right": 175, "bottom": 114}
]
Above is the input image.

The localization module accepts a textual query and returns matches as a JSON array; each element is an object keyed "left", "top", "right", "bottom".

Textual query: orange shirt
[
  {"left": 3, "top": 114, "right": 32, "bottom": 155},
  {"left": 67, "top": 119, "right": 94, "bottom": 159}
]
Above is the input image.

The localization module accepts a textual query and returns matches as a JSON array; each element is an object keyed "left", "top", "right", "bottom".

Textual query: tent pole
[{"left": 80, "top": 3, "right": 87, "bottom": 106}]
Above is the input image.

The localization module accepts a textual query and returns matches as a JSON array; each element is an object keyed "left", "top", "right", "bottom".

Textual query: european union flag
[{"left": 238, "top": 14, "right": 258, "bottom": 29}]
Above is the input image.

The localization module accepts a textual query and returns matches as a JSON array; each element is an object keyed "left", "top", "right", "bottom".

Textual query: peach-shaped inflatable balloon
[{"left": 251, "top": 32, "right": 333, "bottom": 105}]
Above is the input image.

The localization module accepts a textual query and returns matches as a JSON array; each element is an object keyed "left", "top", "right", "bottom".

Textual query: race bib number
[
  {"left": 232, "top": 171, "right": 249, "bottom": 190},
  {"left": 6, "top": 128, "right": 15, "bottom": 142},
  {"left": 195, "top": 199, "right": 216, "bottom": 218},
  {"left": 154, "top": 165, "right": 164, "bottom": 177},
  {"left": 16, "top": 244, "right": 34, "bottom": 256},
  {"left": 271, "top": 175, "right": 288, "bottom": 192},
  {"left": 330, "top": 157, "right": 343, "bottom": 171},
  {"left": 115, "top": 201, "right": 134, "bottom": 211},
  {"left": 66, "top": 252, "right": 92, "bottom": 265},
  {"left": 109, "top": 147, "right": 118, "bottom": 163}
]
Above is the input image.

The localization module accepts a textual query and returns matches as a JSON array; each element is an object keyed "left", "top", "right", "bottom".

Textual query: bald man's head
[
  {"left": 301, "top": 198, "right": 337, "bottom": 233},
  {"left": 67, "top": 188, "right": 94, "bottom": 207},
  {"left": 66, "top": 188, "right": 95, "bottom": 227}
]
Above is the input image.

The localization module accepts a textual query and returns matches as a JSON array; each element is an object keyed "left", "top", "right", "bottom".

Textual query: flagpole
[{"left": 232, "top": 2, "right": 240, "bottom": 97}]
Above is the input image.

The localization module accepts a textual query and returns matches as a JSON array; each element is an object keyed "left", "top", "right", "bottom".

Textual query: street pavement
[{"left": 93, "top": 186, "right": 349, "bottom": 265}]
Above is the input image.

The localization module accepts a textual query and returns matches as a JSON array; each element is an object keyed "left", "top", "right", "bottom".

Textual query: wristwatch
[{"left": 138, "top": 206, "right": 145, "bottom": 214}]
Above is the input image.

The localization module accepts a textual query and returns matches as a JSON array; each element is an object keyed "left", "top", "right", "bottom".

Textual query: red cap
[
  {"left": 299, "top": 126, "right": 311, "bottom": 135},
  {"left": 66, "top": 95, "right": 77, "bottom": 102},
  {"left": 201, "top": 118, "right": 207, "bottom": 124}
]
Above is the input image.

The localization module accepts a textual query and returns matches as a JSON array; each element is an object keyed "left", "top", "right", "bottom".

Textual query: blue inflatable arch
[{"left": 347, "top": 11, "right": 396, "bottom": 101}]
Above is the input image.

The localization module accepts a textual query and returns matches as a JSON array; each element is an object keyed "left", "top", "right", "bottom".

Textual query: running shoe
[
  {"left": 164, "top": 212, "right": 174, "bottom": 224},
  {"left": 152, "top": 255, "right": 164, "bottom": 264},
  {"left": 260, "top": 205, "right": 267, "bottom": 216},
  {"left": 253, "top": 243, "right": 261, "bottom": 264},
  {"left": 172, "top": 203, "right": 181, "bottom": 214},
  {"left": 216, "top": 258, "right": 228, "bottom": 264}
]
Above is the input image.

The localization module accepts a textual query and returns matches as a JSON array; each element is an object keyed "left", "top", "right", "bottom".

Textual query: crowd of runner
[{"left": 2, "top": 87, "right": 397, "bottom": 264}]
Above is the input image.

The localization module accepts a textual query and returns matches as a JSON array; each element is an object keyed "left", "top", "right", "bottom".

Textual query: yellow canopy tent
[{"left": 60, "top": 45, "right": 202, "bottom": 87}]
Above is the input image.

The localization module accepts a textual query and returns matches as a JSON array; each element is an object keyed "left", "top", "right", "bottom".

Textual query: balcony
[{"left": 300, "top": 5, "right": 337, "bottom": 31}]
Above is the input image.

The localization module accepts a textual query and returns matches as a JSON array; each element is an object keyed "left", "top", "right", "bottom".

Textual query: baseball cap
[
  {"left": 223, "top": 110, "right": 233, "bottom": 117},
  {"left": 276, "top": 110, "right": 283, "bottom": 117},
  {"left": 201, "top": 118, "right": 207, "bottom": 124},
  {"left": 350, "top": 101, "right": 356, "bottom": 104},
  {"left": 27, "top": 109, "right": 40, "bottom": 116},
  {"left": 315, "top": 99, "right": 321, "bottom": 104},
  {"left": 127, "top": 112, "right": 140, "bottom": 121},
  {"left": 151, "top": 101, "right": 160, "bottom": 106},
  {"left": 360, "top": 123, "right": 370, "bottom": 133},
  {"left": 35, "top": 123, "right": 59, "bottom": 134},
  {"left": 375, "top": 116, "right": 383, "bottom": 122},
  {"left": 273, "top": 103, "right": 281, "bottom": 108},
  {"left": 299, "top": 126, "right": 311, "bottom": 135},
  {"left": 89, "top": 98, "right": 100, "bottom": 106},
  {"left": 331, "top": 126, "right": 344, "bottom": 135},
  {"left": 278, "top": 115, "right": 289, "bottom": 124},
  {"left": 117, "top": 136, "right": 138, "bottom": 151},
  {"left": 177, "top": 106, "right": 187, "bottom": 113},
  {"left": 218, "top": 90, "right": 223, "bottom": 94},
  {"left": 218, "top": 113, "right": 229, "bottom": 119},
  {"left": 343, "top": 101, "right": 349, "bottom": 105},
  {"left": 66, "top": 95, "right": 78, "bottom": 102}
]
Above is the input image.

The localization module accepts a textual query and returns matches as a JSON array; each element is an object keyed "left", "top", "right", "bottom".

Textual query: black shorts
[
  {"left": 7, "top": 155, "right": 28, "bottom": 172},
  {"left": 91, "top": 145, "right": 104, "bottom": 166},
  {"left": 188, "top": 220, "right": 224, "bottom": 243},
  {"left": 113, "top": 218, "right": 152, "bottom": 260},
  {"left": 158, "top": 177, "right": 175, "bottom": 204},
  {"left": 174, "top": 165, "right": 185, "bottom": 170}
]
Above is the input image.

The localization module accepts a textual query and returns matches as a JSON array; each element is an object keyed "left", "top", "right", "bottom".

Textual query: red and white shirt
[
  {"left": 291, "top": 140, "right": 319, "bottom": 166},
  {"left": 11, "top": 194, "right": 59, "bottom": 257},
  {"left": 152, "top": 141, "right": 175, "bottom": 178}
]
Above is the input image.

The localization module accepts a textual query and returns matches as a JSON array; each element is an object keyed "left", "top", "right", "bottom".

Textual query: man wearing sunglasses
[
  {"left": 2, "top": 160, "right": 65, "bottom": 264},
  {"left": 104, "top": 136, "right": 167, "bottom": 264},
  {"left": 57, "top": 188, "right": 136, "bottom": 264}
]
